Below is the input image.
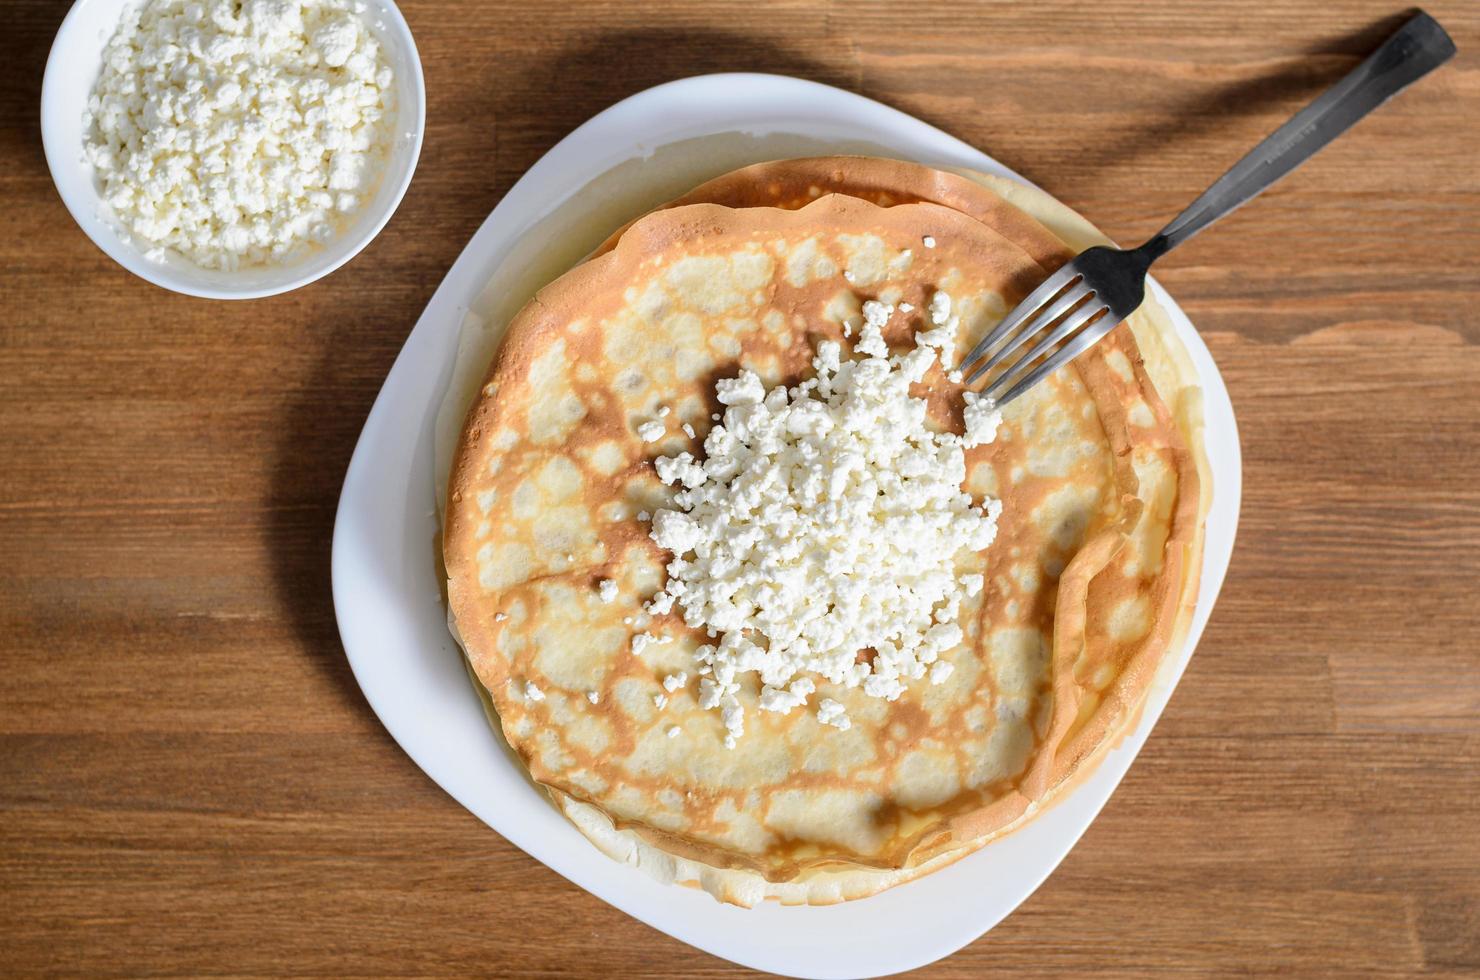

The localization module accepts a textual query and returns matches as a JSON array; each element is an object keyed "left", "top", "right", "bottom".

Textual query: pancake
[
  {"left": 444, "top": 159, "right": 1206, "bottom": 901},
  {"left": 590, "top": 156, "right": 1069, "bottom": 269}
]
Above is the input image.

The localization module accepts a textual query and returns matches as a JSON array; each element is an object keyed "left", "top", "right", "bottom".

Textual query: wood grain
[{"left": 3, "top": 0, "right": 1478, "bottom": 975}]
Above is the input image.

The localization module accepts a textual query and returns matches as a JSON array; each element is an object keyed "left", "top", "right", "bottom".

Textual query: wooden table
[{"left": 4, "top": 1, "right": 1478, "bottom": 975}]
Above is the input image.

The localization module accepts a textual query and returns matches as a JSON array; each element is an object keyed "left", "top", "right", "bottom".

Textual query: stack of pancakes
[{"left": 439, "top": 157, "right": 1210, "bottom": 905}]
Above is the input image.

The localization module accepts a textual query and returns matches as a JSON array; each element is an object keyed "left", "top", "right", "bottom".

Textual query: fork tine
[
  {"left": 961, "top": 282, "right": 1094, "bottom": 386},
  {"left": 955, "top": 266, "right": 1083, "bottom": 376},
  {"left": 988, "top": 308, "right": 1123, "bottom": 406},
  {"left": 983, "top": 302, "right": 1108, "bottom": 402},
  {"left": 982, "top": 296, "right": 1106, "bottom": 393}
]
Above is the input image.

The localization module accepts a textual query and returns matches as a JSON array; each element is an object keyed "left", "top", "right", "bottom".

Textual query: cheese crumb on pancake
[{"left": 642, "top": 300, "right": 1003, "bottom": 746}]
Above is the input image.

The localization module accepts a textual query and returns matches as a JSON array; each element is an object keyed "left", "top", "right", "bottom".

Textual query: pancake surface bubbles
[{"left": 445, "top": 186, "right": 1197, "bottom": 885}]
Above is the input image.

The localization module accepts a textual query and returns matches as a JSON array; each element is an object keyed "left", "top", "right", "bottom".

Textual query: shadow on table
[
  {"left": 490, "top": 26, "right": 863, "bottom": 160},
  {"left": 1, "top": 3, "right": 69, "bottom": 177},
  {"left": 1063, "top": 10, "right": 1421, "bottom": 196},
  {"left": 264, "top": 317, "right": 395, "bottom": 732}
]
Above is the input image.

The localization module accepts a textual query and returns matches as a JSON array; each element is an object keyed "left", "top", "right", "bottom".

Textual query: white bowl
[{"left": 40, "top": 0, "right": 426, "bottom": 300}]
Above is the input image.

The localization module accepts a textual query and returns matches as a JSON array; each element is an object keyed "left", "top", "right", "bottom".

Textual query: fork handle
[{"left": 1139, "top": 10, "right": 1455, "bottom": 261}]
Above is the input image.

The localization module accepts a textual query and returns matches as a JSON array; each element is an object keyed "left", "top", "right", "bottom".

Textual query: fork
[{"left": 957, "top": 10, "right": 1456, "bottom": 406}]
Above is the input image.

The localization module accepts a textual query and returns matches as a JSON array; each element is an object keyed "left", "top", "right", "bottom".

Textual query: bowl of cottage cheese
[{"left": 41, "top": 0, "right": 425, "bottom": 298}]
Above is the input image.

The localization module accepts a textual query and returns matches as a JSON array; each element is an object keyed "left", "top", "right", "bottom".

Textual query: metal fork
[{"left": 958, "top": 10, "right": 1456, "bottom": 406}]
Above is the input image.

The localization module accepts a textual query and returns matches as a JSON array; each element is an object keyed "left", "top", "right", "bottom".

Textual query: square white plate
[{"left": 331, "top": 73, "right": 1241, "bottom": 978}]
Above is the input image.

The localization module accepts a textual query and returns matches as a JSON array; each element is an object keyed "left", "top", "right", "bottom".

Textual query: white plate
[
  {"left": 331, "top": 73, "right": 1241, "bottom": 978},
  {"left": 41, "top": 0, "right": 425, "bottom": 299}
]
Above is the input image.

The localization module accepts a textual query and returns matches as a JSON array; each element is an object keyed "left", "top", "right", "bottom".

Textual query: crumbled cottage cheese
[
  {"left": 962, "top": 391, "right": 1002, "bottom": 448},
  {"left": 916, "top": 291, "right": 957, "bottom": 350},
  {"left": 83, "top": 0, "right": 395, "bottom": 269},
  {"left": 645, "top": 291, "right": 1004, "bottom": 746},
  {"left": 816, "top": 698, "right": 851, "bottom": 731}
]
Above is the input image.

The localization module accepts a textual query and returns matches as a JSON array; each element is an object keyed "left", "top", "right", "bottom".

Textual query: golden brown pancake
[
  {"left": 444, "top": 156, "right": 1204, "bottom": 901},
  {"left": 590, "top": 156, "right": 1069, "bottom": 269}
]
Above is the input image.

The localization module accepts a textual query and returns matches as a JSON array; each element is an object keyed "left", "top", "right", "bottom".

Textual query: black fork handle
[{"left": 1140, "top": 11, "right": 1455, "bottom": 262}]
